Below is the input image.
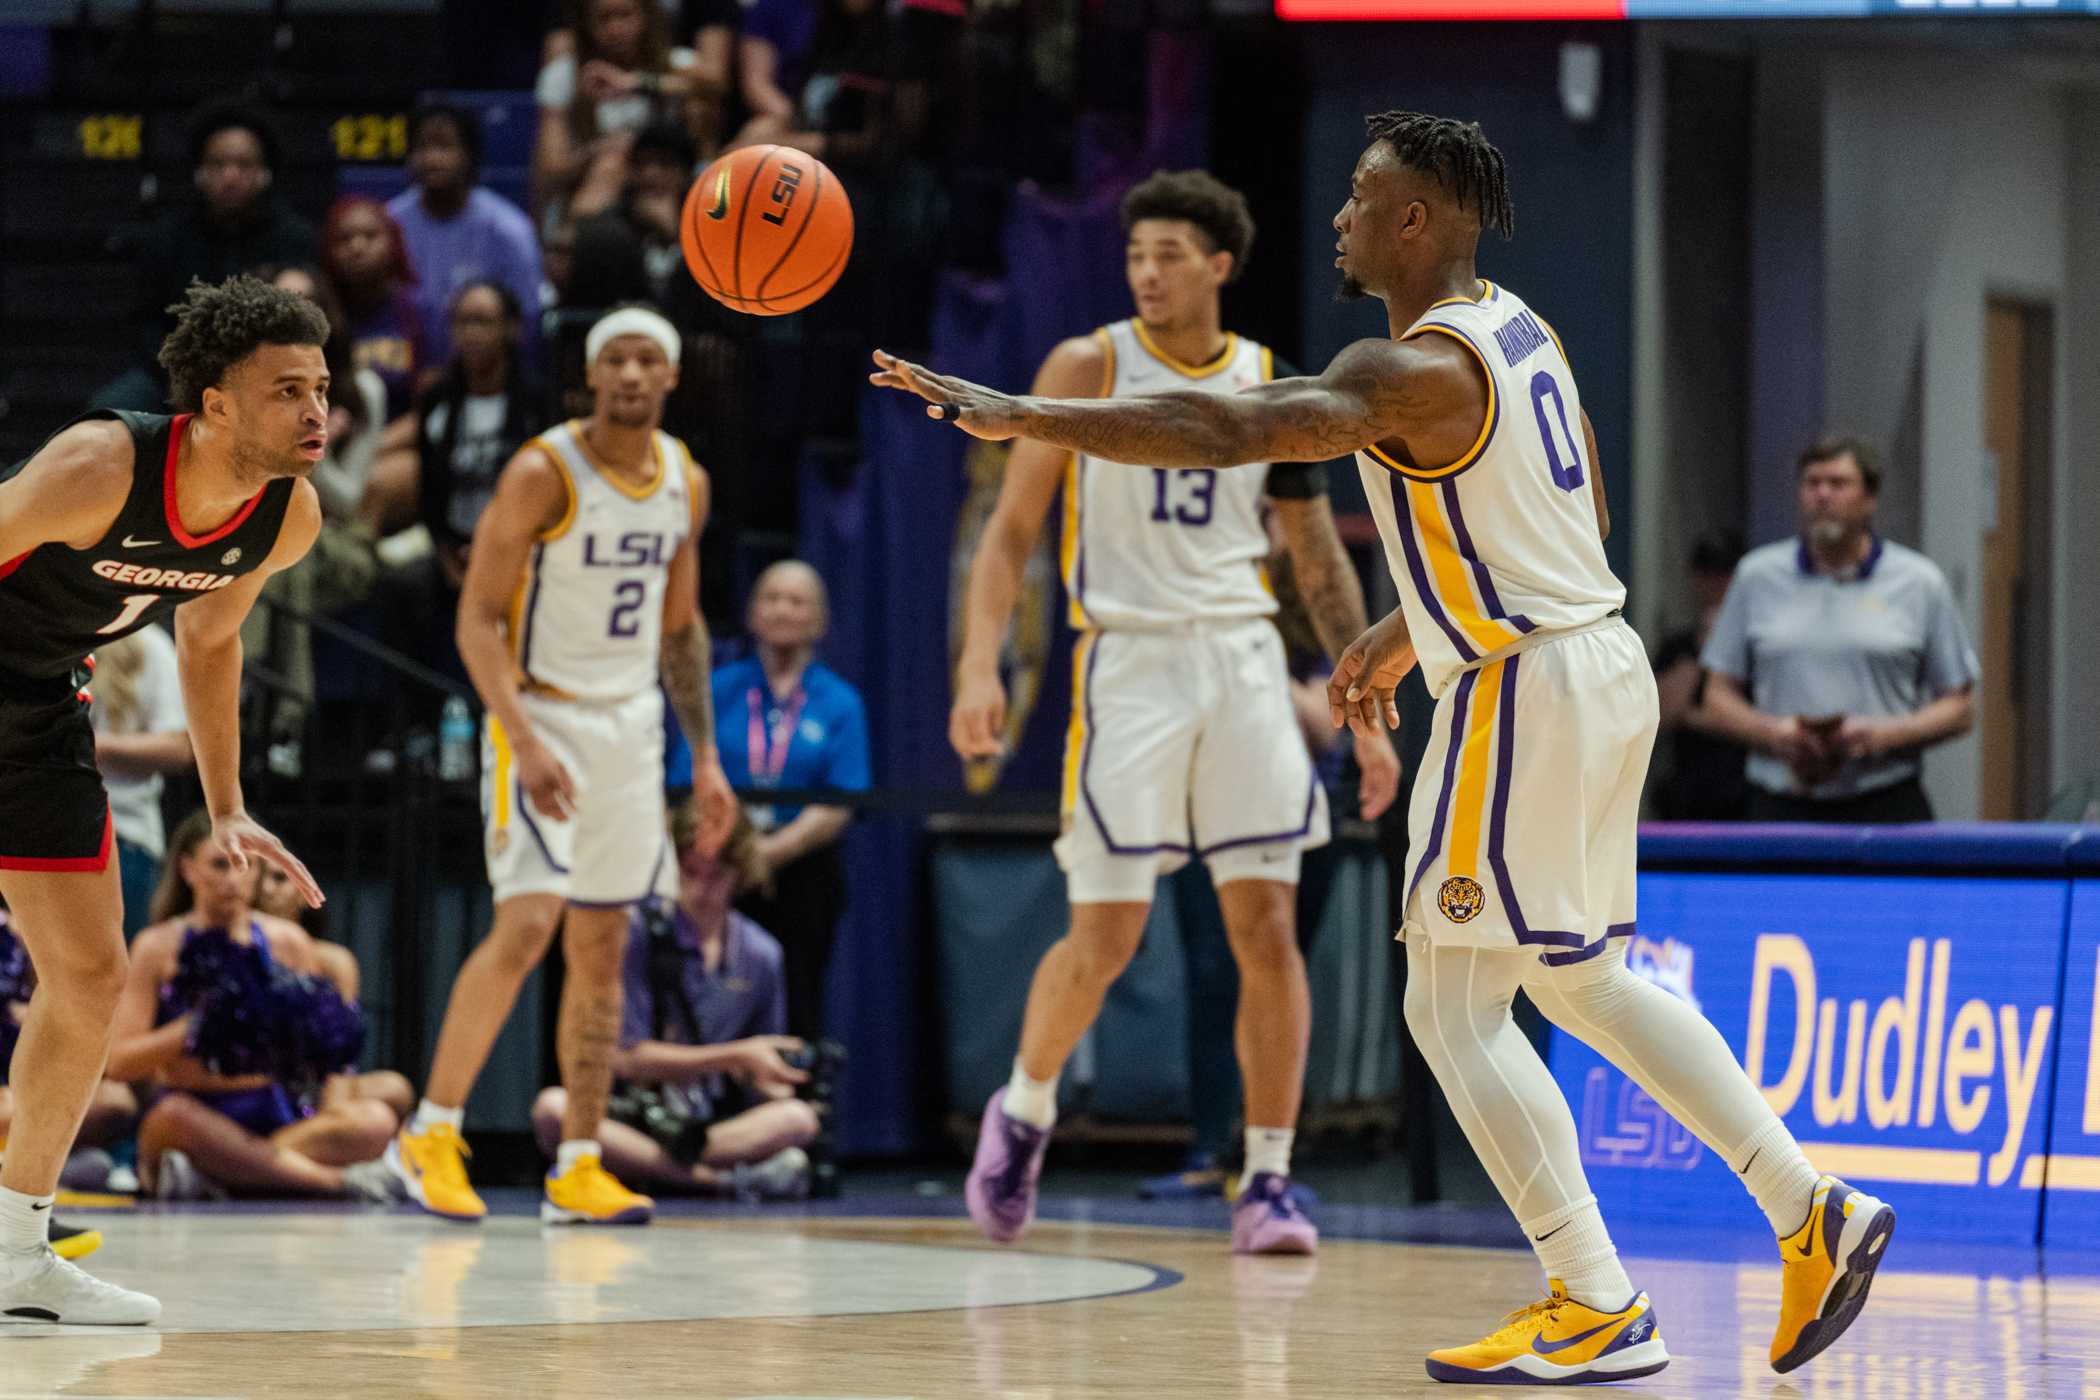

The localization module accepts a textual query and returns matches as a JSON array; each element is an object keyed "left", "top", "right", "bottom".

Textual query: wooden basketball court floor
[{"left": 4, "top": 1192, "right": 2097, "bottom": 1398}]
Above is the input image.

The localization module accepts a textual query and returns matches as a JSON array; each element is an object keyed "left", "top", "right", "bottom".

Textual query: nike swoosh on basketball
[
  {"left": 121, "top": 535, "right": 161, "bottom": 548},
  {"left": 1532, "top": 1317, "right": 1624, "bottom": 1355},
  {"left": 705, "top": 169, "right": 731, "bottom": 220}
]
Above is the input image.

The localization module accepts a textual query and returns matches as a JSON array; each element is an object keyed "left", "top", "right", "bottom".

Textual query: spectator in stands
[
  {"left": 733, "top": 0, "right": 825, "bottom": 151},
  {"left": 568, "top": 121, "right": 713, "bottom": 324},
  {"left": 1697, "top": 437, "right": 1979, "bottom": 822},
  {"left": 673, "top": 561, "right": 869, "bottom": 1039},
  {"left": 107, "top": 814, "right": 404, "bottom": 1201},
  {"left": 93, "top": 103, "right": 315, "bottom": 412},
  {"left": 387, "top": 102, "right": 544, "bottom": 375},
  {"left": 320, "top": 197, "right": 425, "bottom": 418},
  {"left": 1651, "top": 531, "right": 1750, "bottom": 821},
  {"left": 530, "top": 804, "right": 818, "bottom": 1197},
  {"left": 364, "top": 281, "right": 543, "bottom": 679},
  {"left": 543, "top": 1, "right": 739, "bottom": 159},
  {"left": 87, "top": 628, "right": 192, "bottom": 940},
  {"left": 743, "top": 0, "right": 935, "bottom": 167},
  {"left": 535, "top": 0, "right": 708, "bottom": 223}
]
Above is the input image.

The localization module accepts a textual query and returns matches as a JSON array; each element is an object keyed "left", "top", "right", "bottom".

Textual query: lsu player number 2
[{"left": 609, "top": 580, "right": 646, "bottom": 637}]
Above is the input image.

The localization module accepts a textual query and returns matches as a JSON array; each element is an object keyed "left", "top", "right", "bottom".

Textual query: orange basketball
[{"left": 680, "top": 145, "right": 854, "bottom": 317}]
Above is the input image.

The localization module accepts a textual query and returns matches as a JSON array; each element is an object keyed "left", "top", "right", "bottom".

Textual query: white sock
[
  {"left": 1238, "top": 1127, "right": 1295, "bottom": 1192},
  {"left": 1002, "top": 1061, "right": 1058, "bottom": 1130},
  {"left": 1521, "top": 1196, "right": 1633, "bottom": 1312},
  {"left": 554, "top": 1139, "right": 600, "bottom": 1176},
  {"left": 0, "top": 1185, "right": 54, "bottom": 1256},
  {"left": 413, "top": 1099, "right": 464, "bottom": 1134},
  {"left": 1735, "top": 1117, "right": 1820, "bottom": 1237}
]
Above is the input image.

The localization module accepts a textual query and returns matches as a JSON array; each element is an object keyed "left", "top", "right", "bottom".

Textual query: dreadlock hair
[
  {"left": 1363, "top": 110, "right": 1515, "bottom": 240},
  {"left": 1121, "top": 170, "right": 1257, "bottom": 283},
  {"left": 157, "top": 275, "right": 331, "bottom": 412}
]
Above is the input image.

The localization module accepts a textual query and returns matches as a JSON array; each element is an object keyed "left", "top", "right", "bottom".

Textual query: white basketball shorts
[
  {"left": 1055, "top": 618, "right": 1330, "bottom": 904},
  {"left": 1400, "top": 618, "right": 1657, "bottom": 966},
  {"left": 482, "top": 687, "right": 668, "bottom": 907}
]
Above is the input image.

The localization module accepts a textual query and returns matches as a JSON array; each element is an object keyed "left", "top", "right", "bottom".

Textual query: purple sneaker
[
  {"left": 1232, "top": 1172, "right": 1319, "bottom": 1255},
  {"left": 964, "top": 1090, "right": 1051, "bottom": 1243}
]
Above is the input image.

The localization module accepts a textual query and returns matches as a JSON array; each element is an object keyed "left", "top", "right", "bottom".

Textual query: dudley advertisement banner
[{"left": 1547, "top": 872, "right": 2072, "bottom": 1244}]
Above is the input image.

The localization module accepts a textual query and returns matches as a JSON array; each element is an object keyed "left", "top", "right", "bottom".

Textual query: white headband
[{"left": 585, "top": 307, "right": 681, "bottom": 367}]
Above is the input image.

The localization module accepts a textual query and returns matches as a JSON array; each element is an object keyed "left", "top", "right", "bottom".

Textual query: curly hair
[
  {"left": 156, "top": 276, "right": 331, "bottom": 412},
  {"left": 1121, "top": 170, "right": 1257, "bottom": 283},
  {"left": 1364, "top": 110, "right": 1515, "bottom": 240}
]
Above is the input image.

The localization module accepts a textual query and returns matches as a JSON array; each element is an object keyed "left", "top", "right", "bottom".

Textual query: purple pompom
[{"left": 170, "top": 927, "right": 279, "bottom": 1079}]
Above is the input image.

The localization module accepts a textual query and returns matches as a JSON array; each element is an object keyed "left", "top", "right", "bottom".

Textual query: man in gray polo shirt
[{"left": 1696, "top": 436, "right": 1977, "bottom": 822}]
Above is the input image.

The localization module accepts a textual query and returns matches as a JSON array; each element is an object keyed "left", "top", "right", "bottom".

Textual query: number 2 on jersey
[
  {"left": 1529, "top": 370, "right": 1585, "bottom": 492},
  {"left": 1149, "top": 468, "right": 1216, "bottom": 527},
  {"left": 96, "top": 593, "right": 158, "bottom": 636},
  {"left": 608, "top": 580, "right": 645, "bottom": 637}
]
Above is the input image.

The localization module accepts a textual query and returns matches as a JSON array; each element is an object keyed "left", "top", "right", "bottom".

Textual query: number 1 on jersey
[{"left": 96, "top": 593, "right": 158, "bottom": 636}]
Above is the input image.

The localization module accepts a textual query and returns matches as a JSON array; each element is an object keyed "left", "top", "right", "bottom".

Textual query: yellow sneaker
[
  {"left": 385, "top": 1123, "right": 487, "bottom": 1223},
  {"left": 50, "top": 1221, "right": 102, "bottom": 1262},
  {"left": 541, "top": 1153, "right": 654, "bottom": 1226},
  {"left": 1771, "top": 1174, "right": 1895, "bottom": 1373},
  {"left": 1425, "top": 1280, "right": 1668, "bottom": 1385}
]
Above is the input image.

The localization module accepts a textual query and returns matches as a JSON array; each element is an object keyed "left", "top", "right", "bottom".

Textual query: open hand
[
  {"left": 870, "top": 350, "right": 1025, "bottom": 440},
  {"left": 211, "top": 811, "right": 324, "bottom": 909}
]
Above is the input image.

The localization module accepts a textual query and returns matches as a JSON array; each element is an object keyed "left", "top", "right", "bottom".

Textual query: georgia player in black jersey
[{"left": 0, "top": 276, "right": 327, "bottom": 1324}]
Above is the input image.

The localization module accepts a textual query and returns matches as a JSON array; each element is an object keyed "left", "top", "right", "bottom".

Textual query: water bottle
[{"left": 438, "top": 696, "right": 476, "bottom": 783}]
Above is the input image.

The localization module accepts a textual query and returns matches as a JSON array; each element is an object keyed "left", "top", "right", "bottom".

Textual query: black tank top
[{"left": 0, "top": 410, "right": 294, "bottom": 696}]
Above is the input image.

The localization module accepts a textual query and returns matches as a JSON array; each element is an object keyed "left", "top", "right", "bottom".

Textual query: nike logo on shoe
[{"left": 1532, "top": 1316, "right": 1627, "bottom": 1355}]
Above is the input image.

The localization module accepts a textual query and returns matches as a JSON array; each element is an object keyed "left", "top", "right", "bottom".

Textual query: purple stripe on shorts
[
  {"left": 1407, "top": 667, "right": 1478, "bottom": 904},
  {"left": 1484, "top": 654, "right": 1581, "bottom": 950}
]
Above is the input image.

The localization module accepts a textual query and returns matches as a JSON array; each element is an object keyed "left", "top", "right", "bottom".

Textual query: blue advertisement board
[
  {"left": 2041, "top": 881, "right": 2100, "bottom": 1245},
  {"left": 1548, "top": 872, "right": 2071, "bottom": 1243}
]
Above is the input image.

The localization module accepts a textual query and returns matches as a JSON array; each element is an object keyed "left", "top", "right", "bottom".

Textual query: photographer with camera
[{"left": 529, "top": 802, "right": 821, "bottom": 1198}]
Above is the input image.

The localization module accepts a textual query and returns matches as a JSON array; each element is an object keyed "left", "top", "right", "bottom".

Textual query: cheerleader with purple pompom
[{"left": 106, "top": 813, "right": 408, "bottom": 1201}]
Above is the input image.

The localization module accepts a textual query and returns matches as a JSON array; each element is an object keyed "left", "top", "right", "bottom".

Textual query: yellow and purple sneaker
[
  {"left": 542, "top": 1153, "right": 654, "bottom": 1226},
  {"left": 1425, "top": 1280, "right": 1668, "bottom": 1385},
  {"left": 1771, "top": 1174, "right": 1895, "bottom": 1373}
]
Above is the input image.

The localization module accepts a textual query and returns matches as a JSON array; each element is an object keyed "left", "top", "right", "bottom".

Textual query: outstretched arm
[
  {"left": 175, "top": 480, "right": 325, "bottom": 908},
  {"left": 872, "top": 335, "right": 1487, "bottom": 471}
]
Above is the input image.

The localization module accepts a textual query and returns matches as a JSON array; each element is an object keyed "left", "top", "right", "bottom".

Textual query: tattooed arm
[
  {"left": 870, "top": 336, "right": 1489, "bottom": 472},
  {"left": 660, "top": 466, "right": 737, "bottom": 856},
  {"left": 1271, "top": 495, "right": 1368, "bottom": 660}
]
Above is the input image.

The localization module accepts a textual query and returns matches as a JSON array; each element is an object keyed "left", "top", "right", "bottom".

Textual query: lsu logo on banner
[{"left": 1550, "top": 872, "right": 2070, "bottom": 1242}]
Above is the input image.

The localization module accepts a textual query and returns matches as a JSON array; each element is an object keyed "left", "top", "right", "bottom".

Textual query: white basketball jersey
[
  {"left": 1061, "top": 320, "right": 1278, "bottom": 631},
  {"left": 1355, "top": 281, "right": 1625, "bottom": 699},
  {"left": 510, "top": 420, "right": 699, "bottom": 703}
]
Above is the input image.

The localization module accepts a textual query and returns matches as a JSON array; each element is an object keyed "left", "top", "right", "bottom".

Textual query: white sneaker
[
  {"left": 0, "top": 1248, "right": 161, "bottom": 1326},
  {"left": 152, "top": 1150, "right": 223, "bottom": 1202},
  {"left": 731, "top": 1147, "right": 811, "bottom": 1201},
  {"left": 341, "top": 1157, "right": 402, "bottom": 1204}
]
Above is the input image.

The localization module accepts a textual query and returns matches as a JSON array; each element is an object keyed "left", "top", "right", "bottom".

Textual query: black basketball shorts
[{"left": 0, "top": 689, "right": 113, "bottom": 873}]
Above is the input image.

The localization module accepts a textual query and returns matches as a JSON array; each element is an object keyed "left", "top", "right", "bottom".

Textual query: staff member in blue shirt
[{"left": 670, "top": 561, "right": 870, "bottom": 1038}]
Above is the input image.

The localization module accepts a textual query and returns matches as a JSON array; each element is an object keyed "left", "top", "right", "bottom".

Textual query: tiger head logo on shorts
[{"left": 1438, "top": 875, "right": 1485, "bottom": 924}]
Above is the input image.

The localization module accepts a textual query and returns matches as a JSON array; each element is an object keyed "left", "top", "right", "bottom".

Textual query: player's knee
[
  {"left": 1224, "top": 912, "right": 1300, "bottom": 980},
  {"left": 1065, "top": 921, "right": 1143, "bottom": 984},
  {"left": 485, "top": 913, "right": 560, "bottom": 979},
  {"left": 39, "top": 936, "right": 128, "bottom": 1012},
  {"left": 561, "top": 917, "right": 626, "bottom": 977}
]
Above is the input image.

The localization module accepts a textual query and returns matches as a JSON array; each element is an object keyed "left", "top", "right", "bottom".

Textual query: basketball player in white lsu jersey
[
  {"left": 876, "top": 114, "right": 1892, "bottom": 1384},
  {"left": 946, "top": 171, "right": 1400, "bottom": 1257},
  {"left": 385, "top": 305, "right": 737, "bottom": 1227}
]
